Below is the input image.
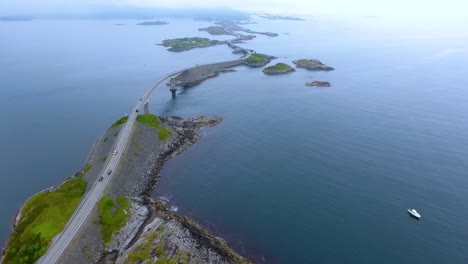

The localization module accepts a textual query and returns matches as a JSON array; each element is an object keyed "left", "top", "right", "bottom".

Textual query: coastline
[{"left": 2, "top": 115, "right": 252, "bottom": 264}]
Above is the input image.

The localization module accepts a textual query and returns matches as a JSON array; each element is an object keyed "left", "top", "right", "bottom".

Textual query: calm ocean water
[{"left": 2, "top": 16, "right": 468, "bottom": 263}]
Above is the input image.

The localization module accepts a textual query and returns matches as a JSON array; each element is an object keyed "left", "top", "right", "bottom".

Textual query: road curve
[{"left": 36, "top": 70, "right": 183, "bottom": 264}]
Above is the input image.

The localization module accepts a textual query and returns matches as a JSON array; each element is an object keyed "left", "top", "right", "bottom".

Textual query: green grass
[
  {"left": 124, "top": 230, "right": 161, "bottom": 264},
  {"left": 133, "top": 141, "right": 141, "bottom": 149},
  {"left": 98, "top": 196, "right": 130, "bottom": 245},
  {"left": 124, "top": 225, "right": 188, "bottom": 264},
  {"left": 245, "top": 53, "right": 271, "bottom": 66},
  {"left": 109, "top": 116, "right": 128, "bottom": 130},
  {"left": 113, "top": 132, "right": 118, "bottom": 137},
  {"left": 136, "top": 114, "right": 171, "bottom": 141},
  {"left": 263, "top": 63, "right": 293, "bottom": 72},
  {"left": 3, "top": 172, "right": 88, "bottom": 264},
  {"left": 102, "top": 156, "right": 107, "bottom": 162},
  {"left": 103, "top": 137, "right": 108, "bottom": 142}
]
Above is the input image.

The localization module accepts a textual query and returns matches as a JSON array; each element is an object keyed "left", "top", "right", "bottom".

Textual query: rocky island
[
  {"left": 137, "top": 21, "right": 168, "bottom": 26},
  {"left": 158, "top": 37, "right": 226, "bottom": 52},
  {"left": 262, "top": 63, "right": 295, "bottom": 75},
  {"left": 306, "top": 81, "right": 331, "bottom": 87},
  {"left": 244, "top": 53, "right": 276, "bottom": 67},
  {"left": 293, "top": 59, "right": 334, "bottom": 71}
]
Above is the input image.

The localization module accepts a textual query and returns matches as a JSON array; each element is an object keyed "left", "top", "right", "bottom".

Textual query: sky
[{"left": 0, "top": 0, "right": 467, "bottom": 19}]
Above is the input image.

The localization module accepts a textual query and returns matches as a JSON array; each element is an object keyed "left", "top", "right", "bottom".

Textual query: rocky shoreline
[{"left": 2, "top": 115, "right": 252, "bottom": 264}]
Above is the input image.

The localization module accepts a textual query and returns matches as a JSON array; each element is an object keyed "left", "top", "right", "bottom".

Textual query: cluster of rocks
[{"left": 110, "top": 200, "right": 252, "bottom": 264}]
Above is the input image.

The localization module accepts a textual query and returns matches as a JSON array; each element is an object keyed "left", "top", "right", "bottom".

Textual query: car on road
[
  {"left": 136, "top": 109, "right": 139, "bottom": 113},
  {"left": 107, "top": 170, "right": 112, "bottom": 175},
  {"left": 98, "top": 176, "right": 104, "bottom": 182},
  {"left": 113, "top": 150, "right": 118, "bottom": 155}
]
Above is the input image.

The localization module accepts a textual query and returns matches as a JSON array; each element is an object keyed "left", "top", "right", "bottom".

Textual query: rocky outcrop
[
  {"left": 306, "top": 81, "right": 331, "bottom": 87},
  {"left": 95, "top": 115, "right": 251, "bottom": 264},
  {"left": 113, "top": 200, "right": 252, "bottom": 264}
]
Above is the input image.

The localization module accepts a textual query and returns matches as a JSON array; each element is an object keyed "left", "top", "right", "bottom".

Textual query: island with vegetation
[
  {"left": 293, "top": 59, "right": 334, "bottom": 71},
  {"left": 198, "top": 26, "right": 234, "bottom": 36},
  {"left": 306, "top": 81, "right": 331, "bottom": 87},
  {"left": 136, "top": 21, "right": 168, "bottom": 26},
  {"left": 244, "top": 53, "right": 276, "bottom": 67},
  {"left": 158, "top": 37, "right": 226, "bottom": 52},
  {"left": 262, "top": 63, "right": 295, "bottom": 75}
]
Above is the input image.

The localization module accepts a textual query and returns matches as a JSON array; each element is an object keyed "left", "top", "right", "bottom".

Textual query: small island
[
  {"left": 158, "top": 37, "right": 226, "bottom": 52},
  {"left": 306, "top": 81, "right": 331, "bottom": 87},
  {"left": 262, "top": 63, "right": 295, "bottom": 75},
  {"left": 293, "top": 59, "right": 334, "bottom": 71},
  {"left": 198, "top": 26, "right": 234, "bottom": 36},
  {"left": 137, "top": 21, "right": 169, "bottom": 26},
  {"left": 244, "top": 53, "right": 276, "bottom": 67}
]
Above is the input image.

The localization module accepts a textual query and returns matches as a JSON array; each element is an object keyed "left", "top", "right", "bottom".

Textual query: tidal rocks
[
  {"left": 306, "top": 81, "right": 331, "bottom": 87},
  {"left": 262, "top": 63, "right": 295, "bottom": 75},
  {"left": 115, "top": 200, "right": 252, "bottom": 264},
  {"left": 293, "top": 59, "right": 334, "bottom": 71}
]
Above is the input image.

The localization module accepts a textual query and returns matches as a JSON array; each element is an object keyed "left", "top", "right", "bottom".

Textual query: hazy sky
[{"left": 0, "top": 0, "right": 466, "bottom": 18}]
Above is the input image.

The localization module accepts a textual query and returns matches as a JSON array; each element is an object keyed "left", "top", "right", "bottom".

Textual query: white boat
[{"left": 407, "top": 209, "right": 421, "bottom": 219}]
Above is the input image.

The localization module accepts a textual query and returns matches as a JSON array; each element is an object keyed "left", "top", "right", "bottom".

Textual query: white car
[{"left": 113, "top": 150, "right": 118, "bottom": 155}]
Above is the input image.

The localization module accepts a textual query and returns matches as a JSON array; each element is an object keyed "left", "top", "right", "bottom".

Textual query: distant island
[
  {"left": 263, "top": 63, "right": 295, "bottom": 75},
  {"left": 158, "top": 37, "right": 226, "bottom": 52},
  {"left": 198, "top": 26, "right": 234, "bottom": 36},
  {"left": 137, "top": 21, "right": 168, "bottom": 26},
  {"left": 306, "top": 81, "right": 331, "bottom": 87},
  {"left": 293, "top": 59, "right": 334, "bottom": 71},
  {"left": 259, "top": 14, "right": 305, "bottom": 21},
  {"left": 0, "top": 16, "right": 32, "bottom": 21}
]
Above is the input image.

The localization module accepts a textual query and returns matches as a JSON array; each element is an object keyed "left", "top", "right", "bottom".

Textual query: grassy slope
[
  {"left": 98, "top": 196, "right": 130, "bottom": 245},
  {"left": 263, "top": 63, "right": 293, "bottom": 72},
  {"left": 136, "top": 114, "right": 171, "bottom": 141},
  {"left": 245, "top": 53, "right": 270, "bottom": 65},
  {"left": 3, "top": 167, "right": 89, "bottom": 264}
]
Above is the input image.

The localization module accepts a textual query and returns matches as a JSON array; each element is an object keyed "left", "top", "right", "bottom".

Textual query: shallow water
[{"left": 1, "top": 16, "right": 468, "bottom": 263}]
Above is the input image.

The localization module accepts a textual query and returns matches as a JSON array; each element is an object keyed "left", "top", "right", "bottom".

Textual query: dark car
[
  {"left": 136, "top": 109, "right": 139, "bottom": 113},
  {"left": 99, "top": 176, "right": 104, "bottom": 182},
  {"left": 107, "top": 170, "right": 112, "bottom": 175}
]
